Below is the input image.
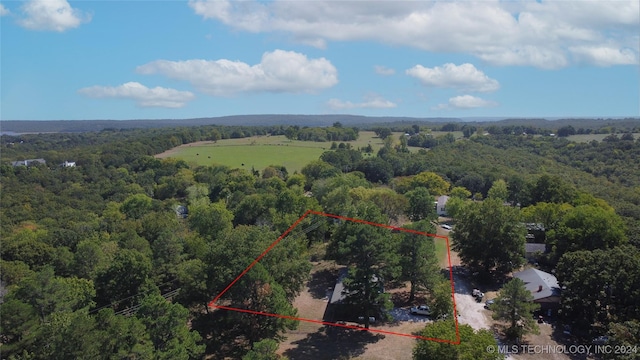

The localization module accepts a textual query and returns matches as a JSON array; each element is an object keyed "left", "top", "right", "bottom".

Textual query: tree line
[{"left": 2, "top": 121, "right": 639, "bottom": 359}]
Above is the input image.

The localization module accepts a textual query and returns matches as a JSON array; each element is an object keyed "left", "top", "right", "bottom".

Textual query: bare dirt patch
[
  {"left": 505, "top": 322, "right": 572, "bottom": 360},
  {"left": 278, "top": 261, "right": 431, "bottom": 359}
]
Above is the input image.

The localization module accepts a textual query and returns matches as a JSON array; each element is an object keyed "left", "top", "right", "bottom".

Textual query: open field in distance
[{"left": 156, "top": 131, "right": 413, "bottom": 172}]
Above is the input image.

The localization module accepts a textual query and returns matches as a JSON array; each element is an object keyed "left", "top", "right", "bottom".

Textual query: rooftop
[
  {"left": 513, "top": 268, "right": 561, "bottom": 302},
  {"left": 525, "top": 243, "right": 546, "bottom": 254}
]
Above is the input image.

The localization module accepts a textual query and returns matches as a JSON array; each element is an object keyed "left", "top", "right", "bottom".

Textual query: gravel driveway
[{"left": 452, "top": 274, "right": 493, "bottom": 331}]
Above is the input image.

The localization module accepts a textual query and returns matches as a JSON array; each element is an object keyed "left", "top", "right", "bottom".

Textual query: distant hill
[{"left": 1, "top": 115, "right": 638, "bottom": 134}]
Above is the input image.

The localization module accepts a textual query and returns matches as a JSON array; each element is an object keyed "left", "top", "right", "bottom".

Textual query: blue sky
[{"left": 1, "top": 0, "right": 639, "bottom": 120}]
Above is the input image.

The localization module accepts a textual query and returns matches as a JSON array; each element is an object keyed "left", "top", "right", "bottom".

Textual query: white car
[
  {"left": 410, "top": 305, "right": 431, "bottom": 316},
  {"left": 441, "top": 224, "right": 452, "bottom": 230}
]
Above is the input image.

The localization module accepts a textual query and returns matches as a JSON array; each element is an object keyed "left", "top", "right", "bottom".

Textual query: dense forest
[{"left": 1, "top": 120, "right": 639, "bottom": 359}]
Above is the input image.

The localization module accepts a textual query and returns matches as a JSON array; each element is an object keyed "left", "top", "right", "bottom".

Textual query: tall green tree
[
  {"left": 548, "top": 204, "right": 627, "bottom": 261},
  {"left": 556, "top": 246, "right": 640, "bottom": 331},
  {"left": 11, "top": 267, "right": 95, "bottom": 322},
  {"left": 451, "top": 198, "right": 526, "bottom": 278},
  {"left": 430, "top": 279, "right": 454, "bottom": 320},
  {"left": 398, "top": 220, "right": 439, "bottom": 302},
  {"left": 443, "top": 196, "right": 468, "bottom": 220},
  {"left": 243, "top": 339, "right": 286, "bottom": 360},
  {"left": 491, "top": 278, "right": 540, "bottom": 341},
  {"left": 348, "top": 187, "right": 408, "bottom": 223},
  {"left": 301, "top": 160, "right": 340, "bottom": 186},
  {"left": 136, "top": 294, "right": 205, "bottom": 360},
  {"left": 520, "top": 202, "right": 572, "bottom": 232},
  {"left": 487, "top": 179, "right": 509, "bottom": 202},
  {"left": 120, "top": 193, "right": 153, "bottom": 220},
  {"left": 188, "top": 200, "right": 234, "bottom": 241},
  {"left": 450, "top": 186, "right": 472, "bottom": 199},
  {"left": 528, "top": 174, "right": 576, "bottom": 205},
  {"left": 94, "top": 308, "right": 155, "bottom": 359},
  {"left": 330, "top": 203, "right": 399, "bottom": 328},
  {"left": 373, "top": 127, "right": 393, "bottom": 140},
  {"left": 356, "top": 157, "right": 394, "bottom": 184},
  {"left": 227, "top": 263, "right": 299, "bottom": 343},
  {"left": 606, "top": 320, "right": 640, "bottom": 360},
  {"left": 406, "top": 187, "right": 437, "bottom": 222},
  {"left": 413, "top": 319, "right": 503, "bottom": 360},
  {"left": 95, "top": 249, "right": 154, "bottom": 310},
  {"left": 394, "top": 171, "right": 450, "bottom": 195}
]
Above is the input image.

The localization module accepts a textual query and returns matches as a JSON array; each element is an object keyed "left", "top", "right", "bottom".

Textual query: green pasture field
[
  {"left": 157, "top": 131, "right": 396, "bottom": 172},
  {"left": 156, "top": 130, "right": 463, "bottom": 172},
  {"left": 168, "top": 144, "right": 325, "bottom": 173}
]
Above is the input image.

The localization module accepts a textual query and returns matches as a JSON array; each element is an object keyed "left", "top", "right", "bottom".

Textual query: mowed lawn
[{"left": 156, "top": 131, "right": 400, "bottom": 173}]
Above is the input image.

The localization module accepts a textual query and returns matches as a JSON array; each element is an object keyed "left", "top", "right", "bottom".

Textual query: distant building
[
  {"left": 525, "top": 243, "right": 547, "bottom": 262},
  {"left": 436, "top": 195, "right": 450, "bottom": 216},
  {"left": 11, "top": 158, "right": 46, "bottom": 167},
  {"left": 62, "top": 161, "right": 76, "bottom": 167},
  {"left": 524, "top": 223, "right": 546, "bottom": 242},
  {"left": 513, "top": 268, "right": 561, "bottom": 309},
  {"left": 174, "top": 205, "right": 188, "bottom": 219}
]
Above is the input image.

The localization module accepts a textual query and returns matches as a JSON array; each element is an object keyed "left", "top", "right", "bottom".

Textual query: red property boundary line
[{"left": 208, "top": 209, "right": 461, "bottom": 344}]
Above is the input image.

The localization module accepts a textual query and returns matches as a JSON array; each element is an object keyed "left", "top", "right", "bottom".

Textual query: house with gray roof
[
  {"left": 525, "top": 243, "right": 547, "bottom": 262},
  {"left": 513, "top": 268, "right": 561, "bottom": 308},
  {"left": 11, "top": 158, "right": 46, "bottom": 167}
]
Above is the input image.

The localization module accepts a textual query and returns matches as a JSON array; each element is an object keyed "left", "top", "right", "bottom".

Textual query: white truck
[{"left": 472, "top": 288, "right": 484, "bottom": 302}]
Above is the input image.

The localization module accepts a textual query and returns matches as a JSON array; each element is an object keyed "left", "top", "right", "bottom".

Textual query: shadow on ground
[
  {"left": 444, "top": 266, "right": 506, "bottom": 295},
  {"left": 307, "top": 268, "right": 339, "bottom": 299},
  {"left": 391, "top": 290, "right": 429, "bottom": 307},
  {"left": 493, "top": 320, "right": 591, "bottom": 360},
  {"left": 284, "top": 326, "right": 384, "bottom": 360}
]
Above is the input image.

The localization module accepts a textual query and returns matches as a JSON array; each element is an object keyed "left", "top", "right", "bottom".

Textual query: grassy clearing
[
  {"left": 566, "top": 133, "right": 639, "bottom": 142},
  {"left": 435, "top": 237, "right": 450, "bottom": 269},
  {"left": 155, "top": 130, "right": 463, "bottom": 172},
  {"left": 156, "top": 131, "right": 401, "bottom": 172},
  {"left": 161, "top": 142, "right": 326, "bottom": 173}
]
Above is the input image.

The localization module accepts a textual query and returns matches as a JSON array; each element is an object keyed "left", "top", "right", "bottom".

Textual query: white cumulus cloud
[
  {"left": 569, "top": 46, "right": 638, "bottom": 67},
  {"left": 435, "top": 95, "right": 497, "bottom": 110},
  {"left": 78, "top": 82, "right": 195, "bottom": 108},
  {"left": 0, "top": 4, "right": 10, "bottom": 16},
  {"left": 406, "top": 63, "right": 499, "bottom": 92},
  {"left": 18, "top": 0, "right": 91, "bottom": 32},
  {"left": 374, "top": 65, "right": 395, "bottom": 76},
  {"left": 187, "top": 0, "right": 639, "bottom": 69},
  {"left": 327, "top": 95, "right": 397, "bottom": 110},
  {"left": 136, "top": 49, "right": 338, "bottom": 96}
]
